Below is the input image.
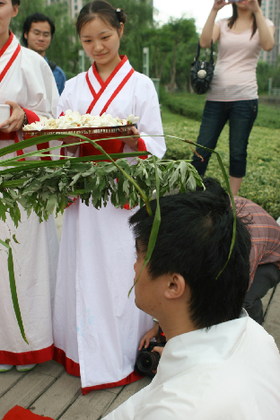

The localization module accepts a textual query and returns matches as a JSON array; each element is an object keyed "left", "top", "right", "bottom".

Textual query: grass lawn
[{"left": 161, "top": 105, "right": 280, "bottom": 219}]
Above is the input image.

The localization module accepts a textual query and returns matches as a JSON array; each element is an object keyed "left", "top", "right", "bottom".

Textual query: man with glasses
[{"left": 22, "top": 13, "right": 66, "bottom": 94}]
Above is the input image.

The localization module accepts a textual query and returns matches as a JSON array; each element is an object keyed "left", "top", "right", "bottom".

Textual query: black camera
[{"left": 135, "top": 342, "right": 165, "bottom": 378}]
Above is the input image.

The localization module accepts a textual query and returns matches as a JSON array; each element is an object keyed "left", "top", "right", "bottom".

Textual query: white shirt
[{"left": 103, "top": 312, "right": 280, "bottom": 419}]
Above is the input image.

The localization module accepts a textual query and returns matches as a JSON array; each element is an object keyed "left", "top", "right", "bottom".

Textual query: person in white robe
[
  {"left": 103, "top": 179, "right": 280, "bottom": 419},
  {"left": 52, "top": 1, "right": 166, "bottom": 393},
  {"left": 0, "top": 0, "right": 59, "bottom": 373}
]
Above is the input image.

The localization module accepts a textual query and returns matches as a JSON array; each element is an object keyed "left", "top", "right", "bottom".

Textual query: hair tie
[{"left": 115, "top": 8, "right": 122, "bottom": 22}]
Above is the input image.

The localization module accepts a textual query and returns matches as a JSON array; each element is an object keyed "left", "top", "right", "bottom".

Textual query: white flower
[{"left": 23, "top": 111, "right": 138, "bottom": 131}]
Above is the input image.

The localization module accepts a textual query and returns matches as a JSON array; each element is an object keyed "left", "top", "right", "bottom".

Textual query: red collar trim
[
  {"left": 0, "top": 34, "right": 21, "bottom": 83},
  {"left": 99, "top": 67, "right": 134, "bottom": 115},
  {"left": 85, "top": 56, "right": 133, "bottom": 115},
  {"left": 0, "top": 32, "right": 14, "bottom": 57}
]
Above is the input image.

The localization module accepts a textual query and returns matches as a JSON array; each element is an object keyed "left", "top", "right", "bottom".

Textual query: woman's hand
[
  {"left": 121, "top": 125, "right": 140, "bottom": 151},
  {"left": 242, "top": 0, "right": 261, "bottom": 14},
  {"left": 0, "top": 101, "right": 25, "bottom": 133},
  {"left": 212, "top": 0, "right": 227, "bottom": 11}
]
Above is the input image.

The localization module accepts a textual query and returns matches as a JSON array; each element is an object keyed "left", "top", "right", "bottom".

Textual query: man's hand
[{"left": 138, "top": 323, "right": 160, "bottom": 350}]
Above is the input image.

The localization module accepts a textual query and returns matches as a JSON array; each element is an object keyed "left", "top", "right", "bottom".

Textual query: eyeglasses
[{"left": 30, "top": 29, "right": 51, "bottom": 38}]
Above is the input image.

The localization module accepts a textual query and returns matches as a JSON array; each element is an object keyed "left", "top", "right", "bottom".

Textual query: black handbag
[{"left": 190, "top": 42, "right": 215, "bottom": 95}]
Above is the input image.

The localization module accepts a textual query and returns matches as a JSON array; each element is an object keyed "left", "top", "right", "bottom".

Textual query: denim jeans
[
  {"left": 192, "top": 100, "right": 258, "bottom": 177},
  {"left": 244, "top": 264, "right": 280, "bottom": 324}
]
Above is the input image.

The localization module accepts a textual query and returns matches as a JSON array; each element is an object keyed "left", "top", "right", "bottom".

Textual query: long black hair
[{"left": 228, "top": 0, "right": 262, "bottom": 38}]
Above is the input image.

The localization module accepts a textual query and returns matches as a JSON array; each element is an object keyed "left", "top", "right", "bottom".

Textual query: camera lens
[{"left": 135, "top": 350, "right": 160, "bottom": 376}]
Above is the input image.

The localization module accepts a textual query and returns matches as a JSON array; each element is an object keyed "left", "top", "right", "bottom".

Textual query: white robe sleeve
[
  {"left": 19, "top": 48, "right": 59, "bottom": 119},
  {"left": 130, "top": 74, "right": 166, "bottom": 158}
]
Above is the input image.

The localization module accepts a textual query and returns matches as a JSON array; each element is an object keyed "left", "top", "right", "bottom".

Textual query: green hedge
[
  {"left": 160, "top": 91, "right": 280, "bottom": 130},
  {"left": 161, "top": 101, "right": 280, "bottom": 219}
]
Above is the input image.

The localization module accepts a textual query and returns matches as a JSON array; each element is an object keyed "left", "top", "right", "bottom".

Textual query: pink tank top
[{"left": 207, "top": 18, "right": 273, "bottom": 102}]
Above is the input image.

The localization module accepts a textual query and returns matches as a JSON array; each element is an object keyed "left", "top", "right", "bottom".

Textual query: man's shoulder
[
  {"left": 53, "top": 63, "right": 66, "bottom": 78},
  {"left": 45, "top": 57, "right": 65, "bottom": 76}
]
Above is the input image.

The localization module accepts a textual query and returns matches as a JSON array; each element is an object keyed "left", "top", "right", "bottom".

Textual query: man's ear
[
  {"left": 164, "top": 273, "right": 186, "bottom": 300},
  {"left": 24, "top": 32, "right": 28, "bottom": 40}
]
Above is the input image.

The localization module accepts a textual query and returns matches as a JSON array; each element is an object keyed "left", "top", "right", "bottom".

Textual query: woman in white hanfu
[
  {"left": 0, "top": 0, "right": 59, "bottom": 373},
  {"left": 53, "top": 0, "right": 166, "bottom": 393}
]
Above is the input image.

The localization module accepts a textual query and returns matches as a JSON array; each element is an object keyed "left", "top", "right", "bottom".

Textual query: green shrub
[
  {"left": 161, "top": 105, "right": 280, "bottom": 219},
  {"left": 161, "top": 91, "right": 280, "bottom": 130}
]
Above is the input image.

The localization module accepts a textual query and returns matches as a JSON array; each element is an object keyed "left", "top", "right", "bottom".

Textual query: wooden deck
[{"left": 1, "top": 284, "right": 279, "bottom": 419}]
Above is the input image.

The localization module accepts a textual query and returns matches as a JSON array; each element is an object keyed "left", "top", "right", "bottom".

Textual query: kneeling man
[{"left": 103, "top": 180, "right": 280, "bottom": 419}]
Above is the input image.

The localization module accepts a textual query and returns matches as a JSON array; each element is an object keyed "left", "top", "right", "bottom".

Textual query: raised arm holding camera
[{"left": 191, "top": 0, "right": 274, "bottom": 195}]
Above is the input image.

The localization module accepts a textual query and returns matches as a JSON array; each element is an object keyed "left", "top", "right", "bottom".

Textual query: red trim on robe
[
  {"left": 23, "top": 108, "right": 40, "bottom": 124},
  {"left": 82, "top": 370, "right": 144, "bottom": 395},
  {"left": 0, "top": 32, "right": 14, "bottom": 57},
  {"left": 53, "top": 346, "right": 143, "bottom": 394},
  {"left": 86, "top": 56, "right": 131, "bottom": 114},
  {"left": 21, "top": 108, "right": 52, "bottom": 160},
  {"left": 0, "top": 34, "right": 21, "bottom": 83},
  {"left": 3, "top": 406, "right": 54, "bottom": 420},
  {"left": 0, "top": 345, "right": 54, "bottom": 365},
  {"left": 100, "top": 68, "right": 134, "bottom": 115},
  {"left": 53, "top": 346, "right": 80, "bottom": 376}
]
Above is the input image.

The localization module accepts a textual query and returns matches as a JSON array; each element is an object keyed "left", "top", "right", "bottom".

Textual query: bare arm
[
  {"left": 200, "top": 0, "right": 228, "bottom": 47},
  {"left": 247, "top": 0, "right": 275, "bottom": 51}
]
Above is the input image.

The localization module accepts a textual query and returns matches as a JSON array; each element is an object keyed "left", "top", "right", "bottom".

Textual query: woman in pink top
[{"left": 191, "top": 0, "right": 274, "bottom": 195}]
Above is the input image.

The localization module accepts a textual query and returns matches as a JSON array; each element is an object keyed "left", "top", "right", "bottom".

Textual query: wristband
[{"left": 22, "top": 112, "right": 28, "bottom": 127}]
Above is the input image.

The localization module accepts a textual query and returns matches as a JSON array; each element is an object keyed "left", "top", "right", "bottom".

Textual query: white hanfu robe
[
  {"left": 53, "top": 55, "right": 166, "bottom": 392},
  {"left": 103, "top": 313, "right": 280, "bottom": 420},
  {"left": 0, "top": 33, "right": 59, "bottom": 365}
]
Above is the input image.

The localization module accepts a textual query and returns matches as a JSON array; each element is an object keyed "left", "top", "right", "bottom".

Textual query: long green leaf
[
  {"left": 128, "top": 156, "right": 162, "bottom": 296},
  {"left": 0, "top": 240, "right": 29, "bottom": 344},
  {"left": 0, "top": 151, "right": 149, "bottom": 174},
  {"left": 165, "top": 134, "right": 237, "bottom": 279}
]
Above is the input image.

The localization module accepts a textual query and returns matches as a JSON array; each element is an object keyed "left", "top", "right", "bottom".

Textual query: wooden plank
[
  {"left": 59, "top": 389, "right": 117, "bottom": 420},
  {"left": 263, "top": 285, "right": 280, "bottom": 350},
  {"left": 0, "top": 369, "right": 23, "bottom": 396},
  {"left": 0, "top": 362, "right": 64, "bottom": 417},
  {"left": 27, "top": 371, "right": 81, "bottom": 419}
]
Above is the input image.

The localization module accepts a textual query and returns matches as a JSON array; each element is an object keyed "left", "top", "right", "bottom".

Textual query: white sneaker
[
  {"left": 0, "top": 364, "right": 14, "bottom": 372},
  {"left": 16, "top": 363, "right": 37, "bottom": 372}
]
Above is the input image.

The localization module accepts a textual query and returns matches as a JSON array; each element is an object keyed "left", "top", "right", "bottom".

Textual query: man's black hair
[
  {"left": 22, "top": 13, "right": 55, "bottom": 47},
  {"left": 129, "top": 179, "right": 251, "bottom": 329}
]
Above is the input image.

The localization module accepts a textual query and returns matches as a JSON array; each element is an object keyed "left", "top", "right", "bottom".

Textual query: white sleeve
[
  {"left": 133, "top": 74, "right": 166, "bottom": 158},
  {"left": 22, "top": 49, "right": 59, "bottom": 119}
]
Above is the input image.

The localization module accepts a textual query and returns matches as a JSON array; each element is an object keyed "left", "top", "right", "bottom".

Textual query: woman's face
[
  {"left": 79, "top": 16, "right": 123, "bottom": 69},
  {"left": 235, "top": 0, "right": 260, "bottom": 10},
  {"left": 0, "top": 0, "right": 18, "bottom": 37}
]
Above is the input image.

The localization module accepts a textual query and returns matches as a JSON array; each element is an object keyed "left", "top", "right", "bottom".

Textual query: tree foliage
[
  {"left": 11, "top": 0, "right": 198, "bottom": 89},
  {"left": 10, "top": 1, "right": 278, "bottom": 94},
  {"left": 257, "top": 60, "right": 280, "bottom": 95},
  {"left": 11, "top": 0, "right": 84, "bottom": 78}
]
